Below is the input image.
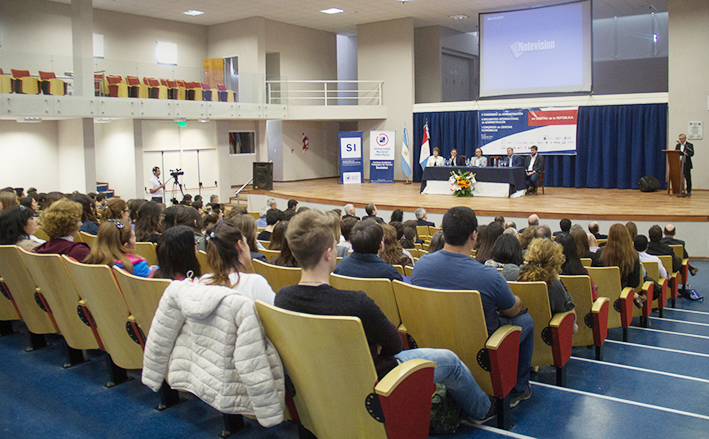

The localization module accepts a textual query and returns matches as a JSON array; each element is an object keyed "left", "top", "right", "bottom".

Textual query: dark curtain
[{"left": 414, "top": 103, "right": 668, "bottom": 189}]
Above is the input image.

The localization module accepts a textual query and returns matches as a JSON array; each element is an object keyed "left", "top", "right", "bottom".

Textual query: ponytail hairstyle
[
  {"left": 83, "top": 220, "right": 134, "bottom": 273},
  {"left": 204, "top": 222, "right": 247, "bottom": 288},
  {"left": 101, "top": 198, "right": 127, "bottom": 222}
]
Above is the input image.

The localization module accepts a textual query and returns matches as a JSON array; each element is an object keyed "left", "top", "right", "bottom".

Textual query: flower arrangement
[{"left": 449, "top": 170, "right": 476, "bottom": 197}]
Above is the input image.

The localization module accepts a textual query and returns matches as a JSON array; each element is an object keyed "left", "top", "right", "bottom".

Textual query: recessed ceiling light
[
  {"left": 398, "top": 0, "right": 415, "bottom": 2},
  {"left": 321, "top": 8, "right": 344, "bottom": 14},
  {"left": 183, "top": 10, "right": 204, "bottom": 16},
  {"left": 450, "top": 14, "right": 470, "bottom": 20}
]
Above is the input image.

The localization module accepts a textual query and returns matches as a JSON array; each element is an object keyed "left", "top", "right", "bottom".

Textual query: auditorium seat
[
  {"left": 106, "top": 75, "right": 128, "bottom": 98},
  {"left": 632, "top": 272, "right": 654, "bottom": 327},
  {"left": 642, "top": 261, "right": 668, "bottom": 318},
  {"left": 0, "top": 68, "right": 12, "bottom": 94},
  {"left": 560, "top": 275, "right": 609, "bottom": 360},
  {"left": 404, "top": 266, "right": 413, "bottom": 277},
  {"left": 658, "top": 255, "right": 678, "bottom": 308},
  {"left": 329, "top": 274, "right": 402, "bottom": 327},
  {"left": 176, "top": 80, "right": 188, "bottom": 100},
  {"left": 580, "top": 258, "right": 592, "bottom": 267},
  {"left": 34, "top": 227, "right": 50, "bottom": 242},
  {"left": 252, "top": 259, "right": 301, "bottom": 291},
  {"left": 668, "top": 244, "right": 690, "bottom": 292},
  {"left": 185, "top": 81, "right": 203, "bottom": 101},
  {"left": 126, "top": 76, "right": 148, "bottom": 99},
  {"left": 216, "top": 84, "right": 236, "bottom": 102},
  {"left": 134, "top": 242, "right": 158, "bottom": 266},
  {"left": 256, "top": 300, "right": 436, "bottom": 439},
  {"left": 197, "top": 250, "right": 211, "bottom": 274},
  {"left": 507, "top": 281, "right": 575, "bottom": 386},
  {"left": 416, "top": 226, "right": 430, "bottom": 240},
  {"left": 586, "top": 266, "right": 635, "bottom": 342},
  {"left": 38, "top": 71, "right": 67, "bottom": 95},
  {"left": 144, "top": 77, "right": 168, "bottom": 99},
  {"left": 112, "top": 267, "right": 169, "bottom": 336},
  {"left": 391, "top": 281, "right": 521, "bottom": 430},
  {"left": 259, "top": 249, "right": 279, "bottom": 262},
  {"left": 202, "top": 83, "right": 218, "bottom": 102},
  {"left": 11, "top": 69, "right": 39, "bottom": 94},
  {"left": 79, "top": 231, "right": 97, "bottom": 248},
  {"left": 94, "top": 73, "right": 107, "bottom": 96},
  {"left": 0, "top": 274, "right": 21, "bottom": 327},
  {"left": 165, "top": 79, "right": 186, "bottom": 100}
]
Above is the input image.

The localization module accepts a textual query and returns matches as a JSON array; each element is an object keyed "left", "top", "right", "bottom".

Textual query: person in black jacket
[
  {"left": 676, "top": 134, "right": 694, "bottom": 196},
  {"left": 646, "top": 225, "right": 682, "bottom": 273},
  {"left": 524, "top": 145, "right": 545, "bottom": 194}
]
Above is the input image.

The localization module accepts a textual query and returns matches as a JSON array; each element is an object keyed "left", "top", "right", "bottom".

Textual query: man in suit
[
  {"left": 450, "top": 148, "right": 466, "bottom": 166},
  {"left": 676, "top": 134, "right": 694, "bottom": 196},
  {"left": 364, "top": 203, "right": 384, "bottom": 223},
  {"left": 663, "top": 224, "right": 698, "bottom": 275},
  {"left": 504, "top": 147, "right": 523, "bottom": 167},
  {"left": 472, "top": 148, "right": 487, "bottom": 167},
  {"left": 342, "top": 203, "right": 360, "bottom": 220},
  {"left": 415, "top": 207, "right": 435, "bottom": 227},
  {"left": 588, "top": 221, "right": 607, "bottom": 240},
  {"left": 646, "top": 225, "right": 681, "bottom": 273},
  {"left": 524, "top": 145, "right": 544, "bottom": 194}
]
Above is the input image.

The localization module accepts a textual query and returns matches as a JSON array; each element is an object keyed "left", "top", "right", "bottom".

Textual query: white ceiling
[{"left": 51, "top": 0, "right": 668, "bottom": 34}]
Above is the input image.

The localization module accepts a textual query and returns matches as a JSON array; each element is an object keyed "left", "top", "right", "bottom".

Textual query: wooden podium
[{"left": 663, "top": 149, "right": 683, "bottom": 196}]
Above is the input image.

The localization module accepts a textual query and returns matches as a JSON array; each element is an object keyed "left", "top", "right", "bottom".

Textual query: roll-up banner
[
  {"left": 339, "top": 131, "right": 363, "bottom": 184},
  {"left": 369, "top": 130, "right": 395, "bottom": 183},
  {"left": 479, "top": 107, "right": 578, "bottom": 156}
]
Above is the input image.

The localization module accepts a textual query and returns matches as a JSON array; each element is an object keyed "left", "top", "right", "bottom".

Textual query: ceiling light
[
  {"left": 183, "top": 10, "right": 204, "bottom": 16},
  {"left": 398, "top": 0, "right": 415, "bottom": 2},
  {"left": 17, "top": 117, "right": 42, "bottom": 123},
  {"left": 321, "top": 8, "right": 344, "bottom": 14},
  {"left": 95, "top": 118, "right": 112, "bottom": 123},
  {"left": 450, "top": 14, "right": 469, "bottom": 20}
]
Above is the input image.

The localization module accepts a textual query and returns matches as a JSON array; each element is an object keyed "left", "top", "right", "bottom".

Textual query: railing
[
  {"left": 266, "top": 80, "right": 383, "bottom": 106},
  {"left": 233, "top": 178, "right": 253, "bottom": 207}
]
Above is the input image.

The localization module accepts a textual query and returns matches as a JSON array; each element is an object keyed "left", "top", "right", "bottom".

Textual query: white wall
[
  {"left": 0, "top": 120, "right": 60, "bottom": 191},
  {"left": 216, "top": 120, "right": 263, "bottom": 198},
  {"left": 94, "top": 119, "right": 136, "bottom": 198},
  {"left": 57, "top": 119, "right": 87, "bottom": 193},
  {"left": 414, "top": 26, "right": 441, "bottom": 104},
  {"left": 279, "top": 121, "right": 339, "bottom": 181},
  {"left": 265, "top": 20, "right": 337, "bottom": 81}
]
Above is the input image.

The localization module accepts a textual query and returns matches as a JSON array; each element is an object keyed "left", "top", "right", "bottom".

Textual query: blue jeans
[
  {"left": 498, "top": 313, "right": 535, "bottom": 395},
  {"left": 395, "top": 348, "right": 490, "bottom": 420},
  {"left": 527, "top": 172, "right": 539, "bottom": 189}
]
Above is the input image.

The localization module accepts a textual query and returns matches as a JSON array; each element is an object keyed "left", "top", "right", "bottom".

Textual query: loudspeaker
[
  {"left": 253, "top": 162, "right": 273, "bottom": 191},
  {"left": 638, "top": 176, "right": 660, "bottom": 192}
]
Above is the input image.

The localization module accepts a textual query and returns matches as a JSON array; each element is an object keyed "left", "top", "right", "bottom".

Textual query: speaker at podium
[{"left": 253, "top": 162, "right": 273, "bottom": 191}]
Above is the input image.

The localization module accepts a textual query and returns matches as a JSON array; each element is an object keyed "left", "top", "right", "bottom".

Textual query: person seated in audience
[
  {"left": 227, "top": 213, "right": 268, "bottom": 263},
  {"left": 191, "top": 200, "right": 203, "bottom": 214},
  {"left": 518, "top": 226, "right": 536, "bottom": 253},
  {"left": 400, "top": 225, "right": 416, "bottom": 249},
  {"left": 493, "top": 216, "right": 505, "bottom": 227},
  {"left": 0, "top": 190, "right": 18, "bottom": 211},
  {"left": 473, "top": 224, "right": 486, "bottom": 253},
  {"left": 646, "top": 225, "right": 681, "bottom": 273},
  {"left": 485, "top": 234, "right": 524, "bottom": 281},
  {"left": 209, "top": 194, "right": 220, "bottom": 208},
  {"left": 592, "top": 223, "right": 646, "bottom": 307},
  {"left": 588, "top": 221, "right": 607, "bottom": 240},
  {"left": 286, "top": 199, "right": 298, "bottom": 213},
  {"left": 625, "top": 222, "right": 638, "bottom": 241},
  {"left": 199, "top": 222, "right": 275, "bottom": 304},
  {"left": 505, "top": 220, "right": 517, "bottom": 230},
  {"left": 427, "top": 230, "right": 446, "bottom": 253},
  {"left": 587, "top": 233, "right": 599, "bottom": 253},
  {"left": 42, "top": 191, "right": 65, "bottom": 211},
  {"left": 326, "top": 211, "right": 350, "bottom": 258},
  {"left": 296, "top": 206, "right": 310, "bottom": 214},
  {"left": 403, "top": 219, "right": 424, "bottom": 244},
  {"left": 415, "top": 207, "right": 435, "bottom": 227},
  {"left": 20, "top": 196, "right": 39, "bottom": 213},
  {"left": 72, "top": 193, "right": 100, "bottom": 235},
  {"left": 663, "top": 224, "right": 697, "bottom": 275},
  {"left": 518, "top": 239, "right": 576, "bottom": 321},
  {"left": 267, "top": 221, "right": 288, "bottom": 250},
  {"left": 634, "top": 235, "right": 668, "bottom": 279},
  {"left": 152, "top": 225, "right": 202, "bottom": 280},
  {"left": 472, "top": 148, "right": 487, "bottom": 167},
  {"left": 101, "top": 198, "right": 131, "bottom": 223},
  {"left": 553, "top": 218, "right": 572, "bottom": 237},
  {"left": 333, "top": 219, "right": 403, "bottom": 281},
  {"left": 475, "top": 222, "right": 504, "bottom": 263},
  {"left": 179, "top": 194, "right": 193, "bottom": 206},
  {"left": 275, "top": 209, "right": 497, "bottom": 424},
  {"left": 342, "top": 203, "right": 359, "bottom": 220},
  {"left": 570, "top": 225, "right": 597, "bottom": 264},
  {"left": 34, "top": 198, "right": 91, "bottom": 261},
  {"left": 364, "top": 203, "right": 383, "bottom": 223},
  {"left": 135, "top": 201, "right": 164, "bottom": 244},
  {"left": 202, "top": 209, "right": 219, "bottom": 231},
  {"left": 0, "top": 205, "right": 44, "bottom": 251},
  {"left": 84, "top": 220, "right": 153, "bottom": 277},
  {"left": 14, "top": 188, "right": 25, "bottom": 201},
  {"left": 379, "top": 224, "right": 414, "bottom": 267},
  {"left": 95, "top": 192, "right": 107, "bottom": 210},
  {"left": 412, "top": 206, "right": 534, "bottom": 407},
  {"left": 390, "top": 209, "right": 404, "bottom": 223},
  {"left": 272, "top": 234, "right": 299, "bottom": 267},
  {"left": 426, "top": 147, "right": 445, "bottom": 167},
  {"left": 128, "top": 199, "right": 147, "bottom": 224},
  {"left": 450, "top": 148, "right": 466, "bottom": 166},
  {"left": 557, "top": 233, "right": 598, "bottom": 301},
  {"left": 257, "top": 208, "right": 283, "bottom": 242},
  {"left": 339, "top": 217, "right": 358, "bottom": 255},
  {"left": 535, "top": 224, "right": 552, "bottom": 239},
  {"left": 174, "top": 206, "right": 206, "bottom": 252},
  {"left": 257, "top": 198, "right": 278, "bottom": 228},
  {"left": 504, "top": 227, "right": 518, "bottom": 237},
  {"left": 161, "top": 205, "right": 179, "bottom": 232}
]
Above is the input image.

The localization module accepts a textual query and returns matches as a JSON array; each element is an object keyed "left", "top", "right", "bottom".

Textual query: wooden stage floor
[{"left": 251, "top": 178, "right": 709, "bottom": 222}]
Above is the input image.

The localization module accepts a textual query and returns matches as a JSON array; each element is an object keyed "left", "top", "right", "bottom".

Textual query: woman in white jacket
[{"left": 199, "top": 222, "right": 276, "bottom": 305}]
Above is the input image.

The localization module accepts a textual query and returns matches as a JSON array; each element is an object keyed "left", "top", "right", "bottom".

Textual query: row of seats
[
  {"left": 99, "top": 75, "right": 236, "bottom": 102},
  {"left": 0, "top": 68, "right": 67, "bottom": 95}
]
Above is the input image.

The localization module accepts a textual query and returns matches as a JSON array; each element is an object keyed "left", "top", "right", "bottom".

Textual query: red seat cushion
[
  {"left": 106, "top": 75, "right": 123, "bottom": 85},
  {"left": 217, "top": 84, "right": 227, "bottom": 91},
  {"left": 11, "top": 69, "right": 31, "bottom": 78},
  {"left": 145, "top": 78, "right": 160, "bottom": 87},
  {"left": 125, "top": 76, "right": 141, "bottom": 86},
  {"left": 39, "top": 71, "right": 56, "bottom": 80}
]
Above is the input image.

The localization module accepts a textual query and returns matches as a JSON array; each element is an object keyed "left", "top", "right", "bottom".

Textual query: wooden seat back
[
  {"left": 580, "top": 258, "right": 592, "bottom": 267},
  {"left": 34, "top": 227, "right": 50, "bottom": 241},
  {"left": 255, "top": 301, "right": 435, "bottom": 439},
  {"left": 134, "top": 242, "right": 158, "bottom": 266},
  {"left": 260, "top": 249, "right": 280, "bottom": 262},
  {"left": 643, "top": 260, "right": 667, "bottom": 311},
  {"left": 560, "top": 275, "right": 609, "bottom": 349},
  {"left": 0, "top": 246, "right": 55, "bottom": 334},
  {"left": 404, "top": 266, "right": 413, "bottom": 277},
  {"left": 429, "top": 226, "right": 441, "bottom": 235},
  {"left": 112, "top": 267, "right": 169, "bottom": 336},
  {"left": 507, "top": 281, "right": 553, "bottom": 366},
  {"left": 0, "top": 275, "right": 21, "bottom": 321},
  {"left": 19, "top": 251, "right": 100, "bottom": 350},
  {"left": 252, "top": 259, "right": 301, "bottom": 291},
  {"left": 392, "top": 264, "right": 404, "bottom": 275},
  {"left": 329, "top": 274, "right": 401, "bottom": 326},
  {"left": 416, "top": 226, "right": 430, "bottom": 239},
  {"left": 196, "top": 250, "right": 210, "bottom": 274},
  {"left": 79, "top": 231, "right": 97, "bottom": 248},
  {"left": 669, "top": 245, "right": 683, "bottom": 260},
  {"left": 586, "top": 266, "right": 633, "bottom": 329},
  {"left": 64, "top": 258, "right": 143, "bottom": 369}
]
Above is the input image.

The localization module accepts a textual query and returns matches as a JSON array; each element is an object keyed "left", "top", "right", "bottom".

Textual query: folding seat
[
  {"left": 642, "top": 261, "right": 668, "bottom": 318},
  {"left": 259, "top": 249, "right": 280, "bottom": 263},
  {"left": 559, "top": 275, "right": 609, "bottom": 360},
  {"left": 106, "top": 75, "right": 128, "bottom": 98},
  {"left": 197, "top": 250, "right": 210, "bottom": 275},
  {"left": 256, "top": 301, "right": 436, "bottom": 439},
  {"left": 185, "top": 81, "right": 203, "bottom": 101},
  {"left": 144, "top": 77, "right": 168, "bottom": 99},
  {"left": 134, "top": 242, "right": 158, "bottom": 266},
  {"left": 79, "top": 231, "right": 97, "bottom": 248},
  {"left": 38, "top": 71, "right": 67, "bottom": 95},
  {"left": 11, "top": 69, "right": 39, "bottom": 94},
  {"left": 174, "top": 80, "right": 187, "bottom": 100},
  {"left": 251, "top": 259, "right": 301, "bottom": 291},
  {"left": 126, "top": 76, "right": 148, "bottom": 98},
  {"left": 658, "top": 255, "right": 678, "bottom": 308},
  {"left": 585, "top": 267, "right": 635, "bottom": 342},
  {"left": 202, "top": 83, "right": 218, "bottom": 101},
  {"left": 216, "top": 84, "right": 236, "bottom": 102},
  {"left": 0, "top": 68, "right": 12, "bottom": 94},
  {"left": 94, "top": 73, "right": 107, "bottom": 96}
]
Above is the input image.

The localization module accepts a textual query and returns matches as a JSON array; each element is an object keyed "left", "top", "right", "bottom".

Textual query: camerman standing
[{"left": 148, "top": 167, "right": 166, "bottom": 203}]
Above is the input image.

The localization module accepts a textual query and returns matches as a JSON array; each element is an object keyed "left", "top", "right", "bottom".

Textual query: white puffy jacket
[{"left": 142, "top": 279, "right": 285, "bottom": 427}]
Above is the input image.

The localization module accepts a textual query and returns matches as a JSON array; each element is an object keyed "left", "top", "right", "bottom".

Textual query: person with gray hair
[
  {"left": 364, "top": 203, "right": 383, "bottom": 223},
  {"left": 415, "top": 207, "right": 435, "bottom": 227},
  {"left": 504, "top": 227, "right": 518, "bottom": 237},
  {"left": 528, "top": 214, "right": 540, "bottom": 227},
  {"left": 535, "top": 224, "right": 551, "bottom": 239},
  {"left": 209, "top": 194, "right": 219, "bottom": 204},
  {"left": 257, "top": 198, "right": 278, "bottom": 228},
  {"left": 342, "top": 203, "right": 359, "bottom": 220}
]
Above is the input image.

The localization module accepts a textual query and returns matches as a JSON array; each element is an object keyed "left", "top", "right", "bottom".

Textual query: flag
[
  {"left": 401, "top": 127, "right": 411, "bottom": 177},
  {"left": 419, "top": 122, "right": 431, "bottom": 170}
]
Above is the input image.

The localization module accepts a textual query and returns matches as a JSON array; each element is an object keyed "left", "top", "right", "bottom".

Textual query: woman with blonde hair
[
  {"left": 101, "top": 198, "right": 131, "bottom": 223},
  {"left": 34, "top": 198, "right": 91, "bottom": 261},
  {"left": 518, "top": 225, "right": 536, "bottom": 251},
  {"left": 592, "top": 223, "right": 644, "bottom": 306},
  {"left": 0, "top": 190, "right": 18, "bottom": 212},
  {"left": 227, "top": 213, "right": 267, "bottom": 262},
  {"left": 83, "top": 220, "right": 153, "bottom": 277},
  {"left": 379, "top": 224, "right": 414, "bottom": 267},
  {"left": 517, "top": 238, "right": 576, "bottom": 315},
  {"left": 199, "top": 222, "right": 275, "bottom": 304}
]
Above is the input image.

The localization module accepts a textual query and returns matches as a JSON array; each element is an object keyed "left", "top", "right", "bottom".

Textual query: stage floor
[{"left": 250, "top": 178, "right": 709, "bottom": 222}]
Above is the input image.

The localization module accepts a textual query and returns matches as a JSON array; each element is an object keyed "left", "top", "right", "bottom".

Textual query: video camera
[{"left": 170, "top": 169, "right": 184, "bottom": 178}]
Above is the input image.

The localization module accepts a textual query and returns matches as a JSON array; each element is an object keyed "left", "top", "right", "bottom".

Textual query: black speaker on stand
[{"left": 253, "top": 162, "right": 273, "bottom": 191}]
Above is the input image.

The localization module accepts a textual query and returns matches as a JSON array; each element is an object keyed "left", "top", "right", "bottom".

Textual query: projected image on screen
[{"left": 479, "top": 1, "right": 592, "bottom": 97}]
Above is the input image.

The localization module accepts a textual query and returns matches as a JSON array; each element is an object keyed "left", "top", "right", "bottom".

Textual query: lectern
[{"left": 663, "top": 149, "right": 683, "bottom": 196}]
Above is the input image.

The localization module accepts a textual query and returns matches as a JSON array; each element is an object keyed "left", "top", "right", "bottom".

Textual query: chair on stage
[
  {"left": 559, "top": 275, "right": 609, "bottom": 360},
  {"left": 134, "top": 242, "right": 158, "bottom": 266},
  {"left": 255, "top": 301, "right": 436, "bottom": 439},
  {"left": 586, "top": 267, "right": 635, "bottom": 341},
  {"left": 79, "top": 231, "right": 97, "bottom": 248},
  {"left": 38, "top": 71, "right": 67, "bottom": 95},
  {"left": 537, "top": 169, "right": 546, "bottom": 194},
  {"left": 642, "top": 261, "right": 668, "bottom": 318},
  {"left": 507, "top": 281, "right": 575, "bottom": 386},
  {"left": 658, "top": 255, "right": 679, "bottom": 308},
  {"left": 391, "top": 281, "right": 521, "bottom": 429},
  {"left": 0, "top": 246, "right": 56, "bottom": 350},
  {"left": 197, "top": 250, "right": 211, "bottom": 274},
  {"left": 112, "top": 267, "right": 169, "bottom": 337},
  {"left": 252, "top": 259, "right": 301, "bottom": 292},
  {"left": 0, "top": 68, "right": 12, "bottom": 94},
  {"left": 11, "top": 69, "right": 40, "bottom": 94}
]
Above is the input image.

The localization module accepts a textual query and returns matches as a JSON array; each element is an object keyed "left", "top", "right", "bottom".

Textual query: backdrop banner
[
  {"left": 339, "top": 131, "right": 363, "bottom": 184},
  {"left": 369, "top": 130, "right": 395, "bottom": 183},
  {"left": 479, "top": 107, "right": 578, "bottom": 156}
]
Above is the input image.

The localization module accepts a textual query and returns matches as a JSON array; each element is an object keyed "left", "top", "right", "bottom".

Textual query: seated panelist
[
  {"left": 472, "top": 148, "right": 487, "bottom": 167},
  {"left": 426, "top": 147, "right": 445, "bottom": 167},
  {"left": 504, "top": 147, "right": 524, "bottom": 167},
  {"left": 450, "top": 148, "right": 466, "bottom": 166}
]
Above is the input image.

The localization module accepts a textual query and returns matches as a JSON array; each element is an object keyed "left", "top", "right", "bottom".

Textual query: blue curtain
[{"left": 414, "top": 103, "right": 668, "bottom": 189}]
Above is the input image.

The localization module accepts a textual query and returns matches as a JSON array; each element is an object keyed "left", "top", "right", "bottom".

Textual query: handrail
[
  {"left": 234, "top": 178, "right": 253, "bottom": 207},
  {"left": 266, "top": 79, "right": 383, "bottom": 106}
]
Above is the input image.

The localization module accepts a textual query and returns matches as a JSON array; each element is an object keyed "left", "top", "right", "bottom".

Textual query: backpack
[{"left": 429, "top": 384, "right": 461, "bottom": 435}]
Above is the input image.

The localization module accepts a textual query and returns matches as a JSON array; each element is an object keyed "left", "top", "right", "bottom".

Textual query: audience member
[
  {"left": 227, "top": 213, "right": 268, "bottom": 263},
  {"left": 427, "top": 230, "right": 446, "bottom": 253},
  {"left": 518, "top": 226, "right": 536, "bottom": 252},
  {"left": 484, "top": 234, "right": 524, "bottom": 281},
  {"left": 333, "top": 220, "right": 403, "bottom": 281},
  {"left": 295, "top": 206, "right": 310, "bottom": 214},
  {"left": 101, "top": 198, "right": 131, "bottom": 223},
  {"left": 504, "top": 227, "right": 518, "bottom": 237},
  {"left": 0, "top": 205, "right": 44, "bottom": 251},
  {"left": 0, "top": 191, "right": 18, "bottom": 211},
  {"left": 625, "top": 222, "right": 638, "bottom": 241},
  {"left": 283, "top": 209, "right": 296, "bottom": 221},
  {"left": 287, "top": 199, "right": 298, "bottom": 212},
  {"left": 199, "top": 222, "right": 275, "bottom": 304},
  {"left": 588, "top": 221, "right": 607, "bottom": 240},
  {"left": 520, "top": 214, "right": 539, "bottom": 234},
  {"left": 389, "top": 221, "right": 404, "bottom": 241},
  {"left": 587, "top": 233, "right": 599, "bottom": 253},
  {"left": 634, "top": 235, "right": 668, "bottom": 279},
  {"left": 390, "top": 209, "right": 404, "bottom": 223},
  {"left": 84, "top": 220, "right": 153, "bottom": 277},
  {"left": 152, "top": 225, "right": 201, "bottom": 280},
  {"left": 553, "top": 218, "right": 571, "bottom": 237},
  {"left": 69, "top": 193, "right": 99, "bottom": 235},
  {"left": 364, "top": 203, "right": 383, "bottom": 223},
  {"left": 476, "top": 222, "right": 504, "bottom": 263},
  {"left": 663, "top": 224, "right": 696, "bottom": 275},
  {"left": 43, "top": 191, "right": 65, "bottom": 211},
  {"left": 473, "top": 224, "right": 486, "bottom": 252},
  {"left": 505, "top": 221, "right": 517, "bottom": 230},
  {"left": 275, "top": 210, "right": 496, "bottom": 423},
  {"left": 179, "top": 194, "right": 193, "bottom": 206},
  {"left": 593, "top": 224, "right": 645, "bottom": 307},
  {"left": 379, "top": 224, "right": 414, "bottom": 267},
  {"left": 162, "top": 205, "right": 178, "bottom": 231},
  {"left": 415, "top": 208, "right": 435, "bottom": 227},
  {"left": 135, "top": 201, "right": 163, "bottom": 244},
  {"left": 339, "top": 217, "right": 358, "bottom": 255},
  {"left": 494, "top": 216, "right": 505, "bottom": 227},
  {"left": 401, "top": 225, "right": 417, "bottom": 249},
  {"left": 20, "top": 197, "right": 39, "bottom": 212},
  {"left": 127, "top": 199, "right": 146, "bottom": 223},
  {"left": 271, "top": 234, "right": 299, "bottom": 267},
  {"left": 202, "top": 209, "right": 220, "bottom": 230},
  {"left": 191, "top": 200, "right": 204, "bottom": 213},
  {"left": 327, "top": 211, "right": 349, "bottom": 258},
  {"left": 646, "top": 225, "right": 681, "bottom": 273},
  {"left": 342, "top": 203, "right": 359, "bottom": 220},
  {"left": 268, "top": 221, "right": 288, "bottom": 250},
  {"left": 257, "top": 198, "right": 278, "bottom": 228},
  {"left": 557, "top": 233, "right": 598, "bottom": 301},
  {"left": 34, "top": 198, "right": 91, "bottom": 261},
  {"left": 257, "top": 208, "right": 283, "bottom": 241},
  {"left": 175, "top": 206, "right": 206, "bottom": 252},
  {"left": 209, "top": 194, "right": 220, "bottom": 206},
  {"left": 535, "top": 224, "right": 552, "bottom": 239}
]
